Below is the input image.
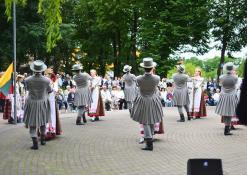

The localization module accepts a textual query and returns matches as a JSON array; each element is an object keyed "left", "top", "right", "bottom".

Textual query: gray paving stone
[{"left": 0, "top": 107, "right": 247, "bottom": 175}]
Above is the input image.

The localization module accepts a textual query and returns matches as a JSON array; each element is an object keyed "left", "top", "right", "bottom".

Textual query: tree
[
  {"left": 210, "top": 0, "right": 247, "bottom": 83},
  {"left": 3, "top": 0, "right": 63, "bottom": 52},
  {"left": 138, "top": 0, "right": 210, "bottom": 77}
]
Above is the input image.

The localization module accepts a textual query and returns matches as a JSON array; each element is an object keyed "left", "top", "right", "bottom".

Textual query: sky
[{"left": 180, "top": 47, "right": 247, "bottom": 60}]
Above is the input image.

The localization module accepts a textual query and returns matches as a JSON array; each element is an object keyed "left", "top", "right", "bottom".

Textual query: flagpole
[{"left": 13, "top": 1, "right": 17, "bottom": 124}]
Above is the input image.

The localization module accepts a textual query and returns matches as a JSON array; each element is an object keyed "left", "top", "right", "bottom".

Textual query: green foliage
[
  {"left": 4, "top": 0, "right": 62, "bottom": 52},
  {"left": 38, "top": 0, "right": 63, "bottom": 52},
  {"left": 237, "top": 59, "right": 246, "bottom": 77},
  {"left": 167, "top": 56, "right": 244, "bottom": 79},
  {"left": 4, "top": 0, "right": 26, "bottom": 21},
  {"left": 210, "top": 0, "right": 247, "bottom": 52},
  {"left": 139, "top": 0, "right": 210, "bottom": 76}
]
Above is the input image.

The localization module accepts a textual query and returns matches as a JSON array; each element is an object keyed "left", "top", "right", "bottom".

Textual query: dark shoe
[
  {"left": 142, "top": 138, "right": 153, "bottom": 151},
  {"left": 224, "top": 126, "right": 232, "bottom": 136},
  {"left": 40, "top": 135, "right": 46, "bottom": 145},
  {"left": 31, "top": 137, "right": 38, "bottom": 150},
  {"left": 82, "top": 114, "right": 87, "bottom": 123},
  {"left": 187, "top": 113, "right": 191, "bottom": 121},
  {"left": 76, "top": 117, "right": 84, "bottom": 125},
  {"left": 177, "top": 114, "right": 185, "bottom": 122},
  {"left": 95, "top": 117, "right": 99, "bottom": 121}
]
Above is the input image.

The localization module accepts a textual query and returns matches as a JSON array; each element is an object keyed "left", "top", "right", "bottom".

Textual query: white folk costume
[
  {"left": 72, "top": 64, "right": 92, "bottom": 125},
  {"left": 230, "top": 76, "right": 242, "bottom": 127},
  {"left": 45, "top": 73, "right": 62, "bottom": 140},
  {"left": 188, "top": 71, "right": 207, "bottom": 118},
  {"left": 131, "top": 58, "right": 163, "bottom": 151},
  {"left": 23, "top": 60, "right": 51, "bottom": 150},
  {"left": 172, "top": 65, "right": 190, "bottom": 122},
  {"left": 15, "top": 77, "right": 26, "bottom": 123},
  {"left": 215, "top": 62, "right": 238, "bottom": 135},
  {"left": 88, "top": 71, "right": 105, "bottom": 121},
  {"left": 122, "top": 65, "right": 138, "bottom": 113}
]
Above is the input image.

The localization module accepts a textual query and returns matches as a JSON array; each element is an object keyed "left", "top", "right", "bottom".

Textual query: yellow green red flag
[{"left": 0, "top": 63, "right": 13, "bottom": 96}]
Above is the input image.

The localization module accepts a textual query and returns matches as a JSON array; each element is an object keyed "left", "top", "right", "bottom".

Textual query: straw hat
[
  {"left": 30, "top": 60, "right": 47, "bottom": 72},
  {"left": 71, "top": 64, "right": 83, "bottom": 71},
  {"left": 224, "top": 62, "right": 235, "bottom": 73},
  {"left": 140, "top": 57, "right": 157, "bottom": 68},
  {"left": 123, "top": 65, "right": 132, "bottom": 72}
]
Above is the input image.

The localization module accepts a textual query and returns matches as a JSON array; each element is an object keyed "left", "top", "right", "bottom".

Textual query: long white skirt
[{"left": 46, "top": 92, "right": 56, "bottom": 134}]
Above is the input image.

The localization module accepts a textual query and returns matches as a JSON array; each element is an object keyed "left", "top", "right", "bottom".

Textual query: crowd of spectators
[{"left": 0, "top": 70, "right": 223, "bottom": 116}]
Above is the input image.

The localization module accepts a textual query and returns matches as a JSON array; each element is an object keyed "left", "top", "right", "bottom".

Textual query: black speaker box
[{"left": 187, "top": 159, "right": 223, "bottom": 175}]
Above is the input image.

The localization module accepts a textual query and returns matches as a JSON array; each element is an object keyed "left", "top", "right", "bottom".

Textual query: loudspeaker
[{"left": 187, "top": 159, "right": 223, "bottom": 175}]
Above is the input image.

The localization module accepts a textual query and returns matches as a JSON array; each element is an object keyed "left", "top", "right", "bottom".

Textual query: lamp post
[{"left": 13, "top": 1, "right": 17, "bottom": 124}]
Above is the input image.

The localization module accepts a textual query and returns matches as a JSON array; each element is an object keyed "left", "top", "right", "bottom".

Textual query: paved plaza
[{"left": 0, "top": 107, "right": 247, "bottom": 175}]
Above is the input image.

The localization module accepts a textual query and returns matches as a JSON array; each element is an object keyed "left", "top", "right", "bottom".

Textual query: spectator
[
  {"left": 112, "top": 77, "right": 120, "bottom": 87},
  {"left": 212, "top": 88, "right": 220, "bottom": 105},
  {"left": 111, "top": 86, "right": 126, "bottom": 110},
  {"left": 166, "top": 88, "right": 173, "bottom": 107},
  {"left": 56, "top": 89, "right": 68, "bottom": 111},
  {"left": 63, "top": 74, "right": 73, "bottom": 89},
  {"left": 67, "top": 86, "right": 76, "bottom": 112},
  {"left": 160, "top": 88, "right": 167, "bottom": 107},
  {"left": 101, "top": 85, "right": 112, "bottom": 111}
]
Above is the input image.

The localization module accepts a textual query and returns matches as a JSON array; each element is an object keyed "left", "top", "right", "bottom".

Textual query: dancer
[
  {"left": 188, "top": 68, "right": 207, "bottom": 119},
  {"left": 23, "top": 60, "right": 51, "bottom": 150},
  {"left": 45, "top": 68, "right": 62, "bottom": 139},
  {"left": 88, "top": 69, "right": 105, "bottom": 121},
  {"left": 72, "top": 64, "right": 92, "bottom": 125},
  {"left": 122, "top": 65, "right": 137, "bottom": 114},
  {"left": 215, "top": 62, "right": 238, "bottom": 135},
  {"left": 131, "top": 58, "right": 163, "bottom": 151},
  {"left": 236, "top": 60, "right": 247, "bottom": 125},
  {"left": 172, "top": 65, "right": 190, "bottom": 122}
]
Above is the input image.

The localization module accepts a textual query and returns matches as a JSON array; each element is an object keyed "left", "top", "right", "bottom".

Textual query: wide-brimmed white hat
[
  {"left": 140, "top": 57, "right": 157, "bottom": 68},
  {"left": 123, "top": 65, "right": 132, "bottom": 72},
  {"left": 223, "top": 62, "right": 235, "bottom": 73},
  {"left": 176, "top": 65, "right": 185, "bottom": 73},
  {"left": 71, "top": 64, "right": 83, "bottom": 71},
  {"left": 30, "top": 60, "right": 47, "bottom": 73}
]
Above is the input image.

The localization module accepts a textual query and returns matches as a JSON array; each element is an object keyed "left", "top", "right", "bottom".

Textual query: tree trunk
[
  {"left": 216, "top": 0, "right": 230, "bottom": 85},
  {"left": 217, "top": 39, "right": 227, "bottom": 84},
  {"left": 113, "top": 36, "right": 118, "bottom": 77},
  {"left": 130, "top": 8, "right": 138, "bottom": 74},
  {"left": 113, "top": 29, "right": 121, "bottom": 77},
  {"left": 98, "top": 48, "right": 105, "bottom": 76}
]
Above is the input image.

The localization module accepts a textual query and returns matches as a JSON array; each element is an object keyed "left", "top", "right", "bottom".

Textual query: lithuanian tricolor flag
[{"left": 0, "top": 63, "right": 13, "bottom": 96}]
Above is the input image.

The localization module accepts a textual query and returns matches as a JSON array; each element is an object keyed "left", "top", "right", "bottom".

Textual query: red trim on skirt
[
  {"left": 88, "top": 92, "right": 105, "bottom": 117},
  {"left": 189, "top": 92, "right": 207, "bottom": 117}
]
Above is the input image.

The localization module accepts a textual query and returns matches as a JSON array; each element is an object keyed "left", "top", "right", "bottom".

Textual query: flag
[{"left": 0, "top": 63, "right": 13, "bottom": 96}]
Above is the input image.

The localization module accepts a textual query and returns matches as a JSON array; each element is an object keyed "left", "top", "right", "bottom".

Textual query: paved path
[{"left": 0, "top": 107, "right": 247, "bottom": 175}]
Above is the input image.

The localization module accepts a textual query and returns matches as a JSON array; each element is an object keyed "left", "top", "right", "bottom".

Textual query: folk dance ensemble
[
  {"left": 131, "top": 58, "right": 163, "bottom": 151},
  {"left": 236, "top": 60, "right": 247, "bottom": 125},
  {"left": 88, "top": 69, "right": 105, "bottom": 121},
  {"left": 172, "top": 65, "right": 191, "bottom": 122},
  {"left": 23, "top": 60, "right": 51, "bottom": 150},
  {"left": 72, "top": 64, "right": 92, "bottom": 125},
  {"left": 188, "top": 68, "right": 207, "bottom": 119},
  {"left": 215, "top": 62, "right": 238, "bottom": 135},
  {"left": 122, "top": 65, "right": 137, "bottom": 114}
]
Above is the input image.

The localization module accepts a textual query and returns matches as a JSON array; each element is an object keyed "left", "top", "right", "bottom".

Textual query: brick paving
[{"left": 0, "top": 107, "right": 247, "bottom": 175}]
